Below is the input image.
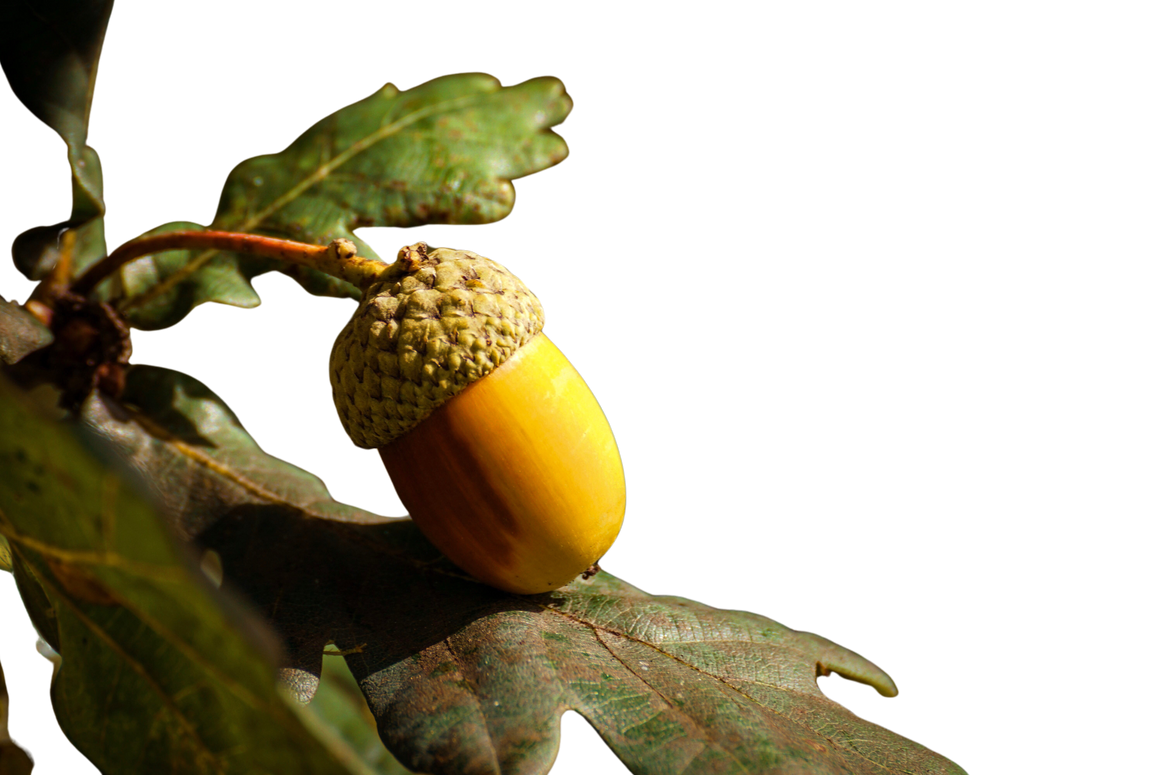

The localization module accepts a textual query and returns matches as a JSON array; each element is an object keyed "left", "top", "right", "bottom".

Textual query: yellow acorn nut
[{"left": 329, "top": 243, "right": 625, "bottom": 594}]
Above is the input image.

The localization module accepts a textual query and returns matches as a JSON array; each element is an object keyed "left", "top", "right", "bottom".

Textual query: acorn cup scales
[{"left": 330, "top": 243, "right": 625, "bottom": 594}]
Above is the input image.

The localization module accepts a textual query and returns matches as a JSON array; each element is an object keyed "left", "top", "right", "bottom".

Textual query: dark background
[{"left": 4, "top": 3, "right": 999, "bottom": 771}]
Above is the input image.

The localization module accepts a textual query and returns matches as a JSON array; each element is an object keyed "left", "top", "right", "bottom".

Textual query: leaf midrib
[{"left": 542, "top": 604, "right": 902, "bottom": 775}]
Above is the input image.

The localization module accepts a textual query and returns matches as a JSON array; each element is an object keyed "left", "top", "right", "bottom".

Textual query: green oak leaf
[
  {"left": 0, "top": 375, "right": 373, "bottom": 775},
  {"left": 215, "top": 74, "right": 572, "bottom": 233},
  {"left": 110, "top": 73, "right": 571, "bottom": 330},
  {"left": 1, "top": 0, "right": 110, "bottom": 280}
]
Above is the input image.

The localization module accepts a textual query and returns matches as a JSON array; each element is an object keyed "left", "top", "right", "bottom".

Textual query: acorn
[{"left": 330, "top": 243, "right": 625, "bottom": 594}]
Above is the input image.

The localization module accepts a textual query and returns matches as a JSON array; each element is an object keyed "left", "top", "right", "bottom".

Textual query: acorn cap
[{"left": 330, "top": 243, "right": 544, "bottom": 449}]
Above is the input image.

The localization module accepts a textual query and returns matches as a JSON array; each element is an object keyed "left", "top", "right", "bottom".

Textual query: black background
[{"left": 2, "top": 3, "right": 999, "bottom": 771}]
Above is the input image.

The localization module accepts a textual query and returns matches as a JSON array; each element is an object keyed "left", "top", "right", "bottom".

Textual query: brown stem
[{"left": 70, "top": 230, "right": 387, "bottom": 299}]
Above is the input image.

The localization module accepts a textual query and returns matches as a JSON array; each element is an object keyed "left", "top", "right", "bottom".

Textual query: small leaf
[
  {"left": 12, "top": 191, "right": 106, "bottom": 282},
  {"left": 100, "top": 223, "right": 263, "bottom": 331},
  {"left": 216, "top": 74, "right": 572, "bottom": 236},
  {"left": 0, "top": 376, "right": 371, "bottom": 775},
  {"left": 114, "top": 73, "right": 571, "bottom": 329},
  {"left": 1, "top": 1, "right": 110, "bottom": 281}
]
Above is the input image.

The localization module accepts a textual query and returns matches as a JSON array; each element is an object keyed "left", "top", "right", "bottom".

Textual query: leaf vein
[
  {"left": 590, "top": 627, "right": 750, "bottom": 774},
  {"left": 443, "top": 636, "right": 502, "bottom": 775}
]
